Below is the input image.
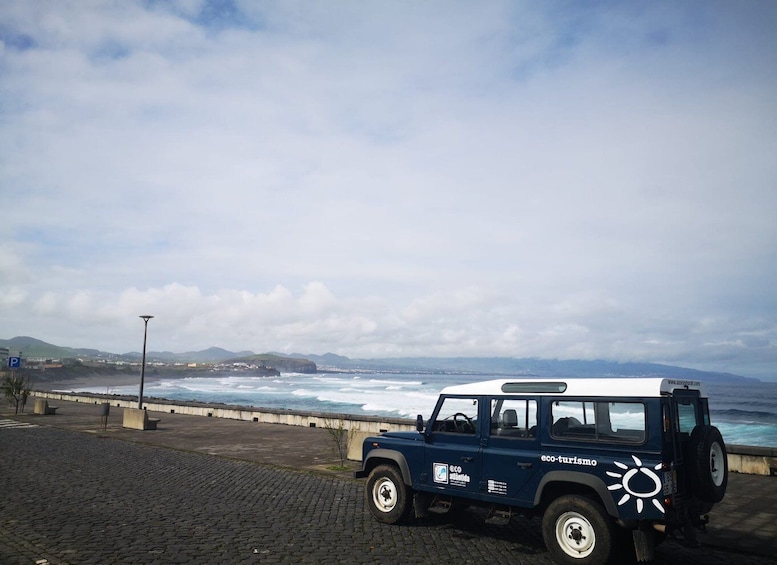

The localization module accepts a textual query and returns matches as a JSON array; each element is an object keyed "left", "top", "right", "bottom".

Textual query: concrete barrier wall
[
  {"left": 727, "top": 445, "right": 777, "bottom": 477},
  {"left": 33, "top": 390, "right": 418, "bottom": 434},
  {"left": 33, "top": 390, "right": 776, "bottom": 475}
]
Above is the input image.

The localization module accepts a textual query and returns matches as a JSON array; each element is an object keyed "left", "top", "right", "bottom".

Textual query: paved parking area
[{"left": 0, "top": 399, "right": 775, "bottom": 564}]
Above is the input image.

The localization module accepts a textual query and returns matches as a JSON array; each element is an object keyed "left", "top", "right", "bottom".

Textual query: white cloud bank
[{"left": 1, "top": 1, "right": 775, "bottom": 378}]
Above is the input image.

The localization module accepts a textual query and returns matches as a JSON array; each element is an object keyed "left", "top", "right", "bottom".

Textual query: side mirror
[{"left": 416, "top": 414, "right": 425, "bottom": 432}]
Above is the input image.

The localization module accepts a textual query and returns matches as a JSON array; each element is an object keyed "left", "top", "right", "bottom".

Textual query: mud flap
[
  {"left": 632, "top": 526, "right": 656, "bottom": 563},
  {"left": 413, "top": 492, "right": 431, "bottom": 518}
]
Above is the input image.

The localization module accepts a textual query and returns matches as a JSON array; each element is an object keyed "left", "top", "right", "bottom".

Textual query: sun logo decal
[{"left": 606, "top": 455, "right": 664, "bottom": 514}]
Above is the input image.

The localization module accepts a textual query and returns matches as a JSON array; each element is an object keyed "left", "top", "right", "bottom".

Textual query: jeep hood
[{"left": 375, "top": 431, "right": 423, "bottom": 441}]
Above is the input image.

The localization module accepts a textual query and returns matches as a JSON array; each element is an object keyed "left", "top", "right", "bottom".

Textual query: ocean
[{"left": 70, "top": 372, "right": 777, "bottom": 448}]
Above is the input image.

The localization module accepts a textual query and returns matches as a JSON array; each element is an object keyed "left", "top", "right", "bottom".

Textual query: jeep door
[
  {"left": 480, "top": 397, "right": 540, "bottom": 504},
  {"left": 423, "top": 395, "right": 481, "bottom": 497}
]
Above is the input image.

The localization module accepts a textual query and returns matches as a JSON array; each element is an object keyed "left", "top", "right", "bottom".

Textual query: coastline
[{"left": 37, "top": 373, "right": 165, "bottom": 393}]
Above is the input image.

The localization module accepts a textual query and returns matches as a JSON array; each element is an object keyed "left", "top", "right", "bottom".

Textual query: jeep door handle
[
  {"left": 516, "top": 462, "right": 533, "bottom": 469},
  {"left": 462, "top": 456, "right": 474, "bottom": 463}
]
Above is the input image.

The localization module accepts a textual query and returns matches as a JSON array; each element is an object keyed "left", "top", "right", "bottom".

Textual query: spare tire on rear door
[{"left": 688, "top": 425, "right": 728, "bottom": 503}]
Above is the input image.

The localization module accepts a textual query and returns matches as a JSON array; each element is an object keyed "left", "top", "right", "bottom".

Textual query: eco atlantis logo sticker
[
  {"left": 606, "top": 455, "right": 664, "bottom": 514},
  {"left": 433, "top": 463, "right": 448, "bottom": 484},
  {"left": 433, "top": 463, "right": 471, "bottom": 487}
]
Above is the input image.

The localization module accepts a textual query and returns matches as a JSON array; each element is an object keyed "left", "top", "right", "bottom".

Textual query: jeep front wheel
[
  {"left": 366, "top": 464, "right": 411, "bottom": 524},
  {"left": 542, "top": 495, "right": 616, "bottom": 565}
]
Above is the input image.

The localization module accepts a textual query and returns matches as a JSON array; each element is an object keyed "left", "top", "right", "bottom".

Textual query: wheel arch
[
  {"left": 535, "top": 470, "right": 619, "bottom": 517},
  {"left": 363, "top": 449, "right": 413, "bottom": 485}
]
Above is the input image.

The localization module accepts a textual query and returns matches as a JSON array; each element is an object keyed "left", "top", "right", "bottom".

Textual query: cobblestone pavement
[{"left": 1, "top": 425, "right": 775, "bottom": 565}]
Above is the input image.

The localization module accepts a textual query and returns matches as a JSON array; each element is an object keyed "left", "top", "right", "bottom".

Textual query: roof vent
[{"left": 501, "top": 382, "right": 567, "bottom": 394}]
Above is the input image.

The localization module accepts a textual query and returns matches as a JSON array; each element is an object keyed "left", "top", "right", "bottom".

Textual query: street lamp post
[{"left": 138, "top": 315, "right": 154, "bottom": 410}]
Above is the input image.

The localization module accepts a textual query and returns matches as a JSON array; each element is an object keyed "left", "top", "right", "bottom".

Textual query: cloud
[{"left": 1, "top": 1, "right": 776, "bottom": 378}]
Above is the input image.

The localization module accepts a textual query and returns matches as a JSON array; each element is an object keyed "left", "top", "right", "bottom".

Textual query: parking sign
[{"left": 7, "top": 356, "right": 21, "bottom": 369}]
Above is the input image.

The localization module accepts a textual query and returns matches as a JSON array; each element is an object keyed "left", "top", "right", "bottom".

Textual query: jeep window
[
  {"left": 551, "top": 401, "right": 646, "bottom": 444},
  {"left": 676, "top": 401, "right": 696, "bottom": 434},
  {"left": 675, "top": 397, "right": 710, "bottom": 434},
  {"left": 433, "top": 397, "right": 478, "bottom": 434},
  {"left": 490, "top": 399, "right": 538, "bottom": 438}
]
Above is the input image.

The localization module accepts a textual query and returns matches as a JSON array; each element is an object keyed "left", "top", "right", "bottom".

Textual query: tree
[
  {"left": 323, "top": 417, "right": 355, "bottom": 470},
  {"left": 2, "top": 372, "right": 32, "bottom": 415}
]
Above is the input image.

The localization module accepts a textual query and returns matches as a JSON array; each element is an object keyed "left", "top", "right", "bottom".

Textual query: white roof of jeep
[{"left": 440, "top": 377, "right": 707, "bottom": 398}]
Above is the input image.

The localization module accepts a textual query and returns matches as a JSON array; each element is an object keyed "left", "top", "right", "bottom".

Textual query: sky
[{"left": 1, "top": 1, "right": 776, "bottom": 380}]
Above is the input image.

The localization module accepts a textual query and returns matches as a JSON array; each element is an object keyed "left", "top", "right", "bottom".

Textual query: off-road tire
[
  {"left": 366, "top": 464, "right": 412, "bottom": 524},
  {"left": 542, "top": 495, "right": 617, "bottom": 565},
  {"left": 688, "top": 425, "right": 728, "bottom": 503}
]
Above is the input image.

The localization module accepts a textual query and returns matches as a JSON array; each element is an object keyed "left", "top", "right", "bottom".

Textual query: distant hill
[
  {"left": 0, "top": 336, "right": 105, "bottom": 359},
  {"left": 133, "top": 347, "right": 257, "bottom": 363},
  {"left": 0, "top": 337, "right": 256, "bottom": 363},
  {"left": 0, "top": 337, "right": 316, "bottom": 380},
  {"left": 231, "top": 354, "right": 316, "bottom": 374},
  {"left": 294, "top": 353, "right": 757, "bottom": 384},
  {"left": 1, "top": 336, "right": 756, "bottom": 383}
]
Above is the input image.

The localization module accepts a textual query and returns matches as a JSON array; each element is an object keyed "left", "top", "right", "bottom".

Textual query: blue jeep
[{"left": 355, "top": 378, "right": 727, "bottom": 564}]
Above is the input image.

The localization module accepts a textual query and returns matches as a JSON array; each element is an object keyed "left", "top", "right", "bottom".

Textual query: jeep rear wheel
[
  {"left": 688, "top": 425, "right": 728, "bottom": 503},
  {"left": 542, "top": 495, "right": 616, "bottom": 565},
  {"left": 366, "top": 464, "right": 411, "bottom": 524}
]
